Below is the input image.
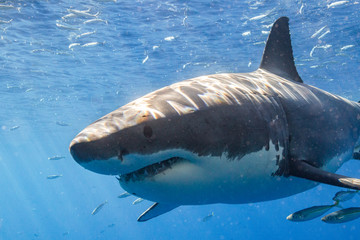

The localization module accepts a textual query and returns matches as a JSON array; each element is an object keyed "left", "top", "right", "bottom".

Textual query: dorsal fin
[{"left": 259, "top": 17, "right": 303, "bottom": 83}]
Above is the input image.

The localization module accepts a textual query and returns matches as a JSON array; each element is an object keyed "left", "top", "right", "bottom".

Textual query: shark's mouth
[{"left": 120, "top": 157, "right": 183, "bottom": 182}]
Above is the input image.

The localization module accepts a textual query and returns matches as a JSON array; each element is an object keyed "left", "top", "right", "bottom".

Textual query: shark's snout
[
  {"left": 69, "top": 131, "right": 126, "bottom": 175},
  {"left": 69, "top": 140, "right": 93, "bottom": 164}
]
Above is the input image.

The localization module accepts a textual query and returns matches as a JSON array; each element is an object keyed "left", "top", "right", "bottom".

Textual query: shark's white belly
[{"left": 119, "top": 143, "right": 320, "bottom": 205}]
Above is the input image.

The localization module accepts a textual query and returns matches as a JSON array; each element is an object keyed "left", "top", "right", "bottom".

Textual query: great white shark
[{"left": 69, "top": 17, "right": 360, "bottom": 221}]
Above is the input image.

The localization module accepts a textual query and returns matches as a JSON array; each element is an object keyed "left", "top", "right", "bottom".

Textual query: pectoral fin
[
  {"left": 289, "top": 160, "right": 360, "bottom": 190},
  {"left": 137, "top": 203, "right": 178, "bottom": 222}
]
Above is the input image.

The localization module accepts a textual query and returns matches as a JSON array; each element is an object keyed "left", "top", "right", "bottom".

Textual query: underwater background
[{"left": 0, "top": 0, "right": 360, "bottom": 239}]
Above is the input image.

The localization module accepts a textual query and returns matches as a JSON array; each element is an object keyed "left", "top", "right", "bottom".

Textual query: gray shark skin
[{"left": 69, "top": 17, "right": 360, "bottom": 221}]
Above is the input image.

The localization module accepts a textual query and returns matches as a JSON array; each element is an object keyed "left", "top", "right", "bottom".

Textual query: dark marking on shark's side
[{"left": 69, "top": 17, "right": 360, "bottom": 221}]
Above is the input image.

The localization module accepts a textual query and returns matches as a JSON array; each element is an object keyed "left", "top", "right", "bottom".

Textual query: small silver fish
[
  {"left": 332, "top": 190, "right": 359, "bottom": 202},
  {"left": 69, "top": 43, "right": 80, "bottom": 49},
  {"left": 0, "top": 4, "right": 14, "bottom": 9},
  {"left": 67, "top": 9, "right": 99, "bottom": 18},
  {"left": 340, "top": 45, "right": 355, "bottom": 51},
  {"left": 56, "top": 121, "right": 70, "bottom": 126},
  {"left": 286, "top": 201, "right": 339, "bottom": 222},
  {"left": 322, "top": 207, "right": 360, "bottom": 223},
  {"left": 132, "top": 198, "right": 144, "bottom": 205},
  {"left": 142, "top": 55, "right": 149, "bottom": 64},
  {"left": 75, "top": 31, "right": 96, "bottom": 39},
  {"left": 61, "top": 13, "right": 76, "bottom": 20},
  {"left": 56, "top": 23, "right": 80, "bottom": 31},
  {"left": 81, "top": 41, "right": 104, "bottom": 47},
  {"left": 202, "top": 212, "right": 215, "bottom": 222},
  {"left": 299, "top": 3, "right": 304, "bottom": 14},
  {"left": 83, "top": 19, "right": 108, "bottom": 24},
  {"left": 91, "top": 201, "right": 108, "bottom": 215},
  {"left": 249, "top": 14, "right": 267, "bottom": 21},
  {"left": 327, "top": 1, "right": 348, "bottom": 8},
  {"left": 318, "top": 30, "right": 330, "bottom": 40},
  {"left": 311, "top": 26, "right": 327, "bottom": 38},
  {"left": 164, "top": 36, "right": 175, "bottom": 41},
  {"left": 48, "top": 156, "right": 65, "bottom": 161},
  {"left": 0, "top": 19, "right": 12, "bottom": 24},
  {"left": 46, "top": 174, "right": 63, "bottom": 179},
  {"left": 118, "top": 192, "right": 131, "bottom": 199},
  {"left": 10, "top": 125, "right": 20, "bottom": 131}
]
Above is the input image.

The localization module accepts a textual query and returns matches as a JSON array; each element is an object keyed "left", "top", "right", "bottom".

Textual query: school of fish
[{"left": 287, "top": 190, "right": 360, "bottom": 223}]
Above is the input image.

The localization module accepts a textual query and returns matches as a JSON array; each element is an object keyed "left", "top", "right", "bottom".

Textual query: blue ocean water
[{"left": 1, "top": 0, "right": 360, "bottom": 239}]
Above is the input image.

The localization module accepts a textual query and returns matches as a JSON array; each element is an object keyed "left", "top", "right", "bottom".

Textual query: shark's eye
[{"left": 143, "top": 125, "right": 153, "bottom": 138}]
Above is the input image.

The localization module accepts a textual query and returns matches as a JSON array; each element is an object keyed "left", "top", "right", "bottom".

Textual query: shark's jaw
[
  {"left": 110, "top": 146, "right": 318, "bottom": 206},
  {"left": 119, "top": 156, "right": 183, "bottom": 182},
  {"left": 72, "top": 138, "right": 319, "bottom": 206}
]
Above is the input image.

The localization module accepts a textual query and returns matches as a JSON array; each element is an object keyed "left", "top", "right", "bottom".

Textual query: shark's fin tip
[
  {"left": 137, "top": 202, "right": 178, "bottom": 222},
  {"left": 289, "top": 160, "right": 360, "bottom": 190}
]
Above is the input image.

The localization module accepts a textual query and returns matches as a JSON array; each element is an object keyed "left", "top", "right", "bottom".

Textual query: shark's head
[
  {"left": 69, "top": 90, "right": 194, "bottom": 176},
  {"left": 69, "top": 84, "right": 247, "bottom": 204},
  {"left": 69, "top": 76, "right": 286, "bottom": 205}
]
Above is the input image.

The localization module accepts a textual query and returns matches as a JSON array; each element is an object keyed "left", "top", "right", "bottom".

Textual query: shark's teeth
[{"left": 120, "top": 157, "right": 182, "bottom": 182}]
